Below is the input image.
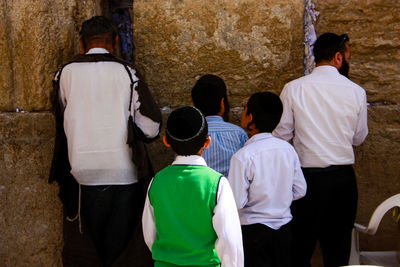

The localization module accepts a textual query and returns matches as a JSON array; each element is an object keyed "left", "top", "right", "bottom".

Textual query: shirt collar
[
  {"left": 312, "top": 65, "right": 339, "bottom": 75},
  {"left": 206, "top": 115, "right": 224, "bottom": 122},
  {"left": 172, "top": 155, "right": 208, "bottom": 166},
  {"left": 86, "top": 48, "right": 110, "bottom": 54},
  {"left": 245, "top": 132, "right": 273, "bottom": 146}
]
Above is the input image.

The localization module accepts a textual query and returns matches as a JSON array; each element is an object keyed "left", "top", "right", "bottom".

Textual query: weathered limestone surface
[
  {"left": 315, "top": 0, "right": 400, "bottom": 103},
  {"left": 314, "top": 0, "right": 400, "bottom": 255},
  {"left": 0, "top": 0, "right": 104, "bottom": 266},
  {"left": 0, "top": 0, "right": 104, "bottom": 112},
  {"left": 0, "top": 112, "right": 62, "bottom": 267},
  {"left": 354, "top": 105, "right": 400, "bottom": 250},
  {"left": 134, "top": 0, "right": 304, "bottom": 109}
]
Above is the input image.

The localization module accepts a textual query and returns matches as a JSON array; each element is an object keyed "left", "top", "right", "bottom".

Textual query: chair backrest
[{"left": 366, "top": 194, "right": 400, "bottom": 235}]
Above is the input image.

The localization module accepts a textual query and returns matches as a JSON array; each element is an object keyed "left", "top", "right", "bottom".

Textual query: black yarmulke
[
  {"left": 166, "top": 106, "right": 206, "bottom": 141},
  {"left": 80, "top": 16, "right": 115, "bottom": 38}
]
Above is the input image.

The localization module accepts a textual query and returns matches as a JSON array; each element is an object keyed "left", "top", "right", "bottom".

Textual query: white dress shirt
[
  {"left": 273, "top": 65, "right": 368, "bottom": 168},
  {"left": 57, "top": 48, "right": 160, "bottom": 185},
  {"left": 228, "top": 133, "right": 307, "bottom": 230},
  {"left": 142, "top": 155, "right": 244, "bottom": 267}
]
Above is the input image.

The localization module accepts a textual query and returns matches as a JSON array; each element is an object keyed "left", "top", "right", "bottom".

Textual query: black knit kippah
[
  {"left": 80, "top": 16, "right": 116, "bottom": 38},
  {"left": 166, "top": 106, "right": 206, "bottom": 142}
]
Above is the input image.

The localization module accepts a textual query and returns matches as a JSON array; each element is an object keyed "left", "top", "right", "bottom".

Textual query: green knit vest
[{"left": 149, "top": 165, "right": 222, "bottom": 267}]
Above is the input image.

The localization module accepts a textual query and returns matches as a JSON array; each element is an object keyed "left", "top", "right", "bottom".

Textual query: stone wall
[
  {"left": 134, "top": 0, "right": 304, "bottom": 109},
  {"left": 0, "top": 0, "right": 399, "bottom": 266},
  {"left": 0, "top": 113, "right": 61, "bottom": 267},
  {"left": 0, "top": 1, "right": 104, "bottom": 266},
  {"left": 314, "top": 0, "right": 400, "bottom": 253}
]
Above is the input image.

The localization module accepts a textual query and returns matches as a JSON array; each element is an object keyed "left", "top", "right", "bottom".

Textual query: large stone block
[
  {"left": 133, "top": 0, "right": 304, "bottom": 109},
  {"left": 314, "top": 0, "right": 400, "bottom": 103},
  {"left": 0, "top": 112, "right": 62, "bottom": 267},
  {"left": 354, "top": 105, "right": 400, "bottom": 251},
  {"left": 0, "top": 0, "right": 103, "bottom": 112}
]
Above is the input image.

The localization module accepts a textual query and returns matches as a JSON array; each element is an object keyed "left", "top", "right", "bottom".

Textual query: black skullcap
[
  {"left": 166, "top": 106, "right": 206, "bottom": 142},
  {"left": 166, "top": 106, "right": 208, "bottom": 156},
  {"left": 79, "top": 16, "right": 116, "bottom": 38}
]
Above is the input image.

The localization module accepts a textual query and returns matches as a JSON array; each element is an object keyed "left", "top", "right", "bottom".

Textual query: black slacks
[
  {"left": 81, "top": 182, "right": 144, "bottom": 267},
  {"left": 291, "top": 165, "right": 358, "bottom": 267},
  {"left": 242, "top": 222, "right": 292, "bottom": 267}
]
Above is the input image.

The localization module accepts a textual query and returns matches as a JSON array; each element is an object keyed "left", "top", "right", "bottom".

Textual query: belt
[{"left": 301, "top": 165, "right": 351, "bottom": 174}]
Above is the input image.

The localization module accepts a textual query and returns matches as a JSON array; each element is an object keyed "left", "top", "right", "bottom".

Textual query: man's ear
[
  {"left": 333, "top": 51, "right": 343, "bottom": 68},
  {"left": 204, "top": 136, "right": 211, "bottom": 149},
  {"left": 162, "top": 136, "right": 171, "bottom": 147}
]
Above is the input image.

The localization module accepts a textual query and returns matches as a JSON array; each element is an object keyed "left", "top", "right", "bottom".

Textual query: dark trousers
[
  {"left": 81, "top": 182, "right": 144, "bottom": 267},
  {"left": 291, "top": 165, "right": 358, "bottom": 267},
  {"left": 242, "top": 222, "right": 292, "bottom": 267}
]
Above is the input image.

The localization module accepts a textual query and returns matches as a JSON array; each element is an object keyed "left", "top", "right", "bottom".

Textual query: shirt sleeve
[
  {"left": 292, "top": 152, "right": 307, "bottom": 200},
  {"left": 129, "top": 68, "right": 162, "bottom": 139},
  {"left": 273, "top": 84, "right": 294, "bottom": 142},
  {"left": 352, "top": 91, "right": 368, "bottom": 146},
  {"left": 142, "top": 179, "right": 157, "bottom": 251},
  {"left": 213, "top": 177, "right": 244, "bottom": 267},
  {"left": 55, "top": 69, "right": 67, "bottom": 107},
  {"left": 228, "top": 154, "right": 250, "bottom": 210}
]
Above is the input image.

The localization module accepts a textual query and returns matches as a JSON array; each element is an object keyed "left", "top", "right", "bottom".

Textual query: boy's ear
[
  {"left": 204, "top": 136, "right": 211, "bottom": 149},
  {"left": 248, "top": 113, "right": 253, "bottom": 125},
  {"left": 162, "top": 136, "right": 171, "bottom": 147}
]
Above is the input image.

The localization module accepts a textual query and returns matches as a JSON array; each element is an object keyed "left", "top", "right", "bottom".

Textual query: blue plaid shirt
[{"left": 203, "top": 116, "right": 249, "bottom": 177}]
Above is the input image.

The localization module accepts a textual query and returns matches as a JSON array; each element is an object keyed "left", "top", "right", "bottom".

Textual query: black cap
[
  {"left": 79, "top": 16, "right": 116, "bottom": 38},
  {"left": 166, "top": 106, "right": 207, "bottom": 142}
]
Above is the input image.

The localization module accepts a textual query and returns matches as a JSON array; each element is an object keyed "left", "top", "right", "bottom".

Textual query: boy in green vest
[{"left": 142, "top": 106, "right": 244, "bottom": 267}]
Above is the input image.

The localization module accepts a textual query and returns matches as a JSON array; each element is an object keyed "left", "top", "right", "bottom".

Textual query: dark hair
[
  {"left": 246, "top": 92, "right": 283, "bottom": 133},
  {"left": 166, "top": 106, "right": 208, "bottom": 156},
  {"left": 80, "top": 16, "right": 117, "bottom": 48},
  {"left": 313, "top": 33, "right": 349, "bottom": 64},
  {"left": 191, "top": 74, "right": 230, "bottom": 120}
]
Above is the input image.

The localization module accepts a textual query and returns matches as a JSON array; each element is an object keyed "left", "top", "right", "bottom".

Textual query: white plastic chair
[{"left": 349, "top": 193, "right": 400, "bottom": 266}]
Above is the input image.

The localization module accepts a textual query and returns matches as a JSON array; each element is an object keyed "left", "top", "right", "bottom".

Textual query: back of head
[
  {"left": 246, "top": 92, "right": 283, "bottom": 133},
  {"left": 313, "top": 32, "right": 349, "bottom": 64},
  {"left": 191, "top": 74, "right": 229, "bottom": 118},
  {"left": 80, "top": 16, "right": 117, "bottom": 48},
  {"left": 166, "top": 106, "right": 208, "bottom": 156}
]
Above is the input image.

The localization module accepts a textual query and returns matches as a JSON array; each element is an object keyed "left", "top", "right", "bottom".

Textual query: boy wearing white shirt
[
  {"left": 142, "top": 106, "right": 244, "bottom": 267},
  {"left": 228, "top": 92, "right": 307, "bottom": 267}
]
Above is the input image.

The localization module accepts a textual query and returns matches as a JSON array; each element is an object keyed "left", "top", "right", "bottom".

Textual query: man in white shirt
[
  {"left": 49, "top": 16, "right": 161, "bottom": 266},
  {"left": 273, "top": 33, "right": 368, "bottom": 267}
]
